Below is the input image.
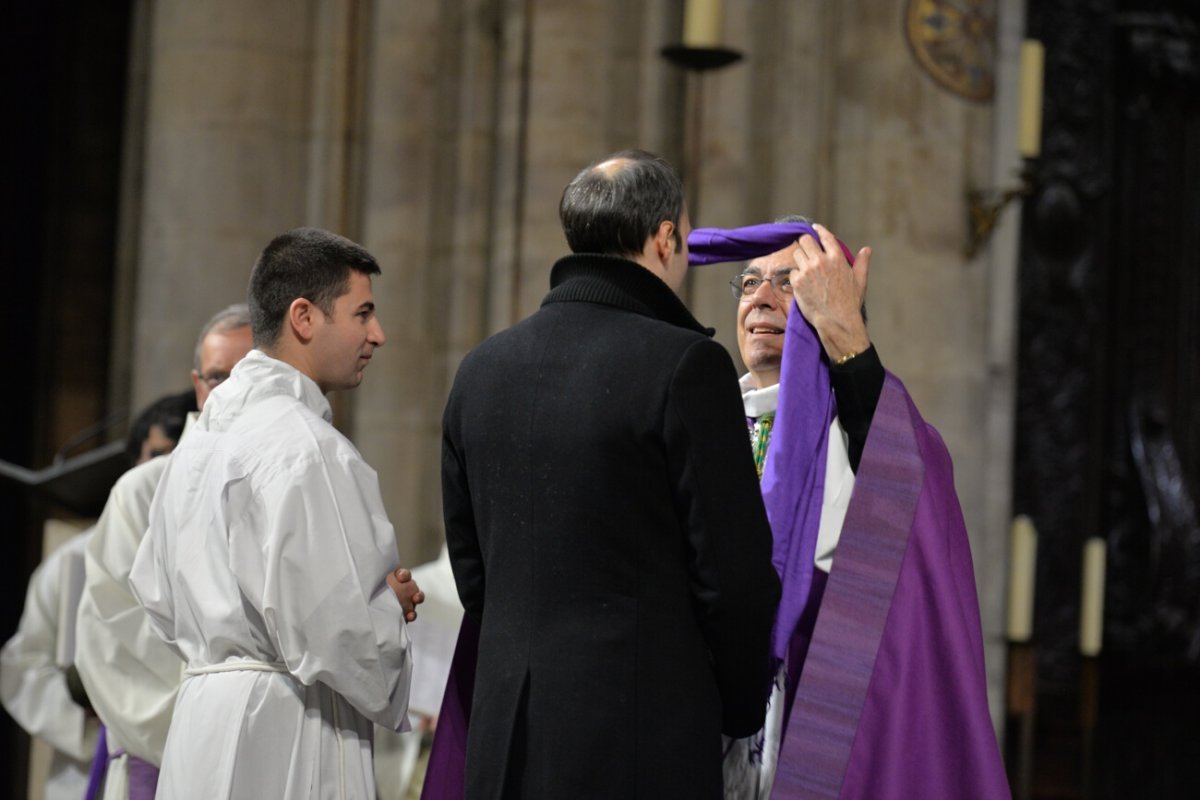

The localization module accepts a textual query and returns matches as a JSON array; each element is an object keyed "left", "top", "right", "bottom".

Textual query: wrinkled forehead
[{"left": 744, "top": 241, "right": 803, "bottom": 275}]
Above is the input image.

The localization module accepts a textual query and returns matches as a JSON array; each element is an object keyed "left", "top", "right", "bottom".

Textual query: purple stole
[
  {"left": 84, "top": 724, "right": 160, "bottom": 800},
  {"left": 772, "top": 374, "right": 922, "bottom": 795},
  {"left": 769, "top": 374, "right": 1009, "bottom": 799},
  {"left": 687, "top": 222, "right": 855, "bottom": 267}
]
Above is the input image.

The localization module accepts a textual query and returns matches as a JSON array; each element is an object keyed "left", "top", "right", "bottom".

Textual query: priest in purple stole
[
  {"left": 694, "top": 220, "right": 1009, "bottom": 799},
  {"left": 423, "top": 219, "right": 1009, "bottom": 799}
]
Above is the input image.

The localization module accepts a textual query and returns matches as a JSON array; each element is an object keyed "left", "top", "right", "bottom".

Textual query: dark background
[
  {"left": 2, "top": 4, "right": 131, "bottom": 798},
  {"left": 1015, "top": 0, "right": 1199, "bottom": 797}
]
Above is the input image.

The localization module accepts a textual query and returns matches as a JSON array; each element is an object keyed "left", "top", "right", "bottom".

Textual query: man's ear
[
  {"left": 653, "top": 220, "right": 676, "bottom": 266},
  {"left": 287, "top": 298, "right": 318, "bottom": 343}
]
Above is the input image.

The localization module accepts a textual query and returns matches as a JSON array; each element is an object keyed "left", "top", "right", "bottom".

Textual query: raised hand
[{"left": 789, "top": 223, "right": 872, "bottom": 363}]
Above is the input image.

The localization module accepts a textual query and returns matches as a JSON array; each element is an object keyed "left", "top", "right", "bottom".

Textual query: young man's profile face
[{"left": 309, "top": 270, "right": 386, "bottom": 393}]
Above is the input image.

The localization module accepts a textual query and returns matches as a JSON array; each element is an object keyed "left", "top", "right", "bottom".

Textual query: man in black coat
[{"left": 441, "top": 149, "right": 781, "bottom": 798}]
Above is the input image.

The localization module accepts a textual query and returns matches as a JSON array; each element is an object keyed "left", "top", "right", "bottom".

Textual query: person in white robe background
[
  {"left": 3, "top": 391, "right": 193, "bottom": 800},
  {"left": 129, "top": 227, "right": 421, "bottom": 800},
  {"left": 2, "top": 530, "right": 96, "bottom": 800},
  {"left": 74, "top": 305, "right": 253, "bottom": 800}
]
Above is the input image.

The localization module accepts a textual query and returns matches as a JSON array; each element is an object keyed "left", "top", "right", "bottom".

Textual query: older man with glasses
[
  {"left": 690, "top": 218, "right": 1009, "bottom": 800},
  {"left": 727, "top": 215, "right": 881, "bottom": 481},
  {"left": 75, "top": 304, "right": 253, "bottom": 800}
]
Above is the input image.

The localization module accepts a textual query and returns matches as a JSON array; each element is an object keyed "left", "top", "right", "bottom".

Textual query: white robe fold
[
  {"left": 129, "top": 349, "right": 412, "bottom": 799},
  {"left": 1, "top": 531, "right": 99, "bottom": 800},
  {"left": 75, "top": 454, "right": 182, "bottom": 780}
]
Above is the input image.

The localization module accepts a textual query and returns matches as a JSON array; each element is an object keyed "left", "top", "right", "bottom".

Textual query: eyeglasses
[
  {"left": 196, "top": 371, "right": 230, "bottom": 388},
  {"left": 730, "top": 270, "right": 793, "bottom": 301}
]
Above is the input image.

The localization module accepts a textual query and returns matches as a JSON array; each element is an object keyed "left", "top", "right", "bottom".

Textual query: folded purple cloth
[
  {"left": 84, "top": 724, "right": 159, "bottom": 800},
  {"left": 687, "top": 222, "right": 855, "bottom": 266},
  {"left": 773, "top": 374, "right": 1011, "bottom": 799}
]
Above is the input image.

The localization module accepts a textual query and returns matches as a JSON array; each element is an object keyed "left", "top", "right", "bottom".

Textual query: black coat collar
[{"left": 543, "top": 254, "right": 714, "bottom": 337}]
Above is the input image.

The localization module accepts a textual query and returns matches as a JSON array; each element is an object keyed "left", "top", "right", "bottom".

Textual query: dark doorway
[
  {"left": 1014, "top": 1, "right": 1200, "bottom": 797},
  {"left": 1, "top": 3, "right": 133, "bottom": 797}
]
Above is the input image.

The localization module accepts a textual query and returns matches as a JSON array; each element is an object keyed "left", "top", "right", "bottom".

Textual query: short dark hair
[
  {"left": 248, "top": 227, "right": 381, "bottom": 348},
  {"left": 559, "top": 149, "right": 685, "bottom": 258},
  {"left": 125, "top": 389, "right": 197, "bottom": 466}
]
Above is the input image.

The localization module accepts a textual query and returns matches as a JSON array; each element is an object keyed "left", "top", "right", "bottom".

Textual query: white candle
[
  {"left": 683, "top": 0, "right": 722, "bottom": 48},
  {"left": 1079, "top": 538, "right": 1106, "bottom": 656},
  {"left": 1007, "top": 515, "right": 1038, "bottom": 641},
  {"left": 1018, "top": 39, "right": 1045, "bottom": 158}
]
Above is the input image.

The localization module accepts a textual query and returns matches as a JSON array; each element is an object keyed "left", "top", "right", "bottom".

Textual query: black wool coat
[{"left": 442, "top": 254, "right": 781, "bottom": 799}]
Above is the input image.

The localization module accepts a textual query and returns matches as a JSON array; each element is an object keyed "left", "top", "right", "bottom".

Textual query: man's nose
[
  {"left": 369, "top": 317, "right": 386, "bottom": 347},
  {"left": 750, "top": 279, "right": 778, "bottom": 306}
]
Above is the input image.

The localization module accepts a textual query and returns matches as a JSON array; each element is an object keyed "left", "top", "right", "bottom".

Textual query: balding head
[
  {"left": 191, "top": 303, "right": 253, "bottom": 409},
  {"left": 559, "top": 149, "right": 686, "bottom": 259}
]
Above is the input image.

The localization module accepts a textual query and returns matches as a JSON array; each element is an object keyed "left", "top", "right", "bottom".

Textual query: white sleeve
[
  {"left": 74, "top": 458, "right": 183, "bottom": 764},
  {"left": 0, "top": 533, "right": 99, "bottom": 761},
  {"left": 231, "top": 451, "right": 412, "bottom": 731}
]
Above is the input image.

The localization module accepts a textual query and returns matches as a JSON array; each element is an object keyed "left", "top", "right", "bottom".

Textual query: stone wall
[{"left": 120, "top": 0, "right": 1024, "bottom": 724}]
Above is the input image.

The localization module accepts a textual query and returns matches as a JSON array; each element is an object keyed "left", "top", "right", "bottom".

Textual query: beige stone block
[
  {"left": 151, "top": 0, "right": 313, "bottom": 53},
  {"left": 143, "top": 130, "right": 311, "bottom": 232},
  {"left": 131, "top": 226, "right": 264, "bottom": 405},
  {"left": 149, "top": 46, "right": 312, "bottom": 135}
]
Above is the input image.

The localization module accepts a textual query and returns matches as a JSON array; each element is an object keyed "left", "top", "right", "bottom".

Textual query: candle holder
[
  {"left": 1077, "top": 537, "right": 1106, "bottom": 799},
  {"left": 659, "top": 41, "right": 745, "bottom": 213},
  {"left": 963, "top": 38, "right": 1043, "bottom": 258},
  {"left": 1004, "top": 514, "right": 1039, "bottom": 799},
  {"left": 660, "top": 44, "right": 743, "bottom": 72},
  {"left": 1005, "top": 638, "right": 1038, "bottom": 800},
  {"left": 965, "top": 163, "right": 1037, "bottom": 259},
  {"left": 1079, "top": 653, "right": 1100, "bottom": 800}
]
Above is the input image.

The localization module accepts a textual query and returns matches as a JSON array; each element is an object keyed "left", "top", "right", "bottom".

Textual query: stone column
[
  {"left": 352, "top": 0, "right": 684, "bottom": 562},
  {"left": 354, "top": 0, "right": 464, "bottom": 562},
  {"left": 128, "top": 0, "right": 323, "bottom": 406}
]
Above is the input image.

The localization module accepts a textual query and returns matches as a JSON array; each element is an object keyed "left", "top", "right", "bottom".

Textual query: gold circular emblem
[{"left": 905, "top": 0, "right": 996, "bottom": 102}]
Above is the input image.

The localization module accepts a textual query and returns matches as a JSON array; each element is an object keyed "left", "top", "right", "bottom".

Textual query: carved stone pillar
[{"left": 128, "top": 0, "right": 326, "bottom": 406}]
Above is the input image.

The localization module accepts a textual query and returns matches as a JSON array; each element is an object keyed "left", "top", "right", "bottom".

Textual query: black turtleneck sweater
[{"left": 441, "top": 252, "right": 782, "bottom": 798}]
